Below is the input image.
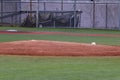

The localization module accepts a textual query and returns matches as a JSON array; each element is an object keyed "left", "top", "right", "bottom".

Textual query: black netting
[
  {"left": 39, "top": 12, "right": 53, "bottom": 26},
  {"left": 21, "top": 11, "right": 80, "bottom": 28},
  {"left": 21, "top": 14, "right": 36, "bottom": 27},
  {"left": 38, "top": 12, "right": 79, "bottom": 27}
]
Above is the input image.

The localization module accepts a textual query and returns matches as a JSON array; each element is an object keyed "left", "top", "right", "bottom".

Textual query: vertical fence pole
[
  {"left": 61, "top": 0, "right": 63, "bottom": 14},
  {"left": 19, "top": 1, "right": 21, "bottom": 25},
  {"left": 93, "top": 0, "right": 95, "bottom": 28},
  {"left": 15, "top": 2, "right": 18, "bottom": 25},
  {"left": 119, "top": 3, "right": 120, "bottom": 30},
  {"left": 0, "top": 0, "right": 1, "bottom": 23},
  {"left": 30, "top": 0, "right": 32, "bottom": 17},
  {"left": 0, "top": 0, "right": 3, "bottom": 23},
  {"left": 74, "top": 0, "right": 77, "bottom": 28},
  {"left": 44, "top": 0, "right": 46, "bottom": 12},
  {"left": 36, "top": 0, "right": 39, "bottom": 28},
  {"left": 106, "top": 3, "right": 108, "bottom": 29}
]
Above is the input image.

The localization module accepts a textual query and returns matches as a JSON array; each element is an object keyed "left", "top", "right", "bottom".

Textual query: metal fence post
[
  {"left": 0, "top": 0, "right": 3, "bottom": 23},
  {"left": 30, "top": 0, "right": 32, "bottom": 17},
  {"left": 74, "top": 0, "right": 77, "bottom": 28},
  {"left": 36, "top": 0, "right": 39, "bottom": 28},
  {"left": 119, "top": 3, "right": 120, "bottom": 30},
  {"left": 19, "top": 1, "right": 21, "bottom": 25},
  {"left": 61, "top": 0, "right": 63, "bottom": 15},
  {"left": 93, "top": 0, "right": 95, "bottom": 28},
  {"left": 44, "top": 1, "right": 46, "bottom": 12},
  {"left": 106, "top": 3, "right": 108, "bottom": 29}
]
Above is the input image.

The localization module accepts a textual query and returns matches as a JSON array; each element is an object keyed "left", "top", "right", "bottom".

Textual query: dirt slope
[{"left": 0, "top": 40, "right": 120, "bottom": 56}]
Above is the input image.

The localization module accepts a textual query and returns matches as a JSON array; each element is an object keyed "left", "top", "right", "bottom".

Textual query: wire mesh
[{"left": 0, "top": 0, "right": 120, "bottom": 29}]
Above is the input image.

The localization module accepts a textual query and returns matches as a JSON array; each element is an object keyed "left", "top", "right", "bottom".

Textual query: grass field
[
  {"left": 0, "top": 27, "right": 120, "bottom": 45},
  {"left": 0, "top": 56, "right": 120, "bottom": 80},
  {"left": 0, "top": 27, "right": 120, "bottom": 34},
  {"left": 0, "top": 27, "right": 120, "bottom": 80}
]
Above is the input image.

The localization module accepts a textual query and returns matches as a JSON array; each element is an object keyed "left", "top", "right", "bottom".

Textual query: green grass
[
  {"left": 0, "top": 33, "right": 120, "bottom": 45},
  {"left": 0, "top": 27, "right": 120, "bottom": 80},
  {"left": 0, "top": 27, "right": 120, "bottom": 46},
  {"left": 0, "top": 56, "right": 120, "bottom": 80},
  {"left": 0, "top": 26, "right": 120, "bottom": 34}
]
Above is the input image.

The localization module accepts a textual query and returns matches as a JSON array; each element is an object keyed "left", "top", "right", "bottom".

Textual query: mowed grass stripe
[
  {"left": 0, "top": 34, "right": 120, "bottom": 45},
  {"left": 0, "top": 27, "right": 120, "bottom": 34},
  {"left": 0, "top": 56, "right": 120, "bottom": 80}
]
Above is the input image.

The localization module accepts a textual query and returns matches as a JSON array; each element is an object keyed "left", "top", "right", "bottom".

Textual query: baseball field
[{"left": 0, "top": 27, "right": 120, "bottom": 80}]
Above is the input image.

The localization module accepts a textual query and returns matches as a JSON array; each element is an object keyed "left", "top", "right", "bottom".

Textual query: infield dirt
[{"left": 0, "top": 40, "right": 120, "bottom": 56}]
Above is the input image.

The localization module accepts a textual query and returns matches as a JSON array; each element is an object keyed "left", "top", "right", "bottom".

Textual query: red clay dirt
[
  {"left": 0, "top": 31, "right": 120, "bottom": 56},
  {"left": 0, "top": 40, "right": 120, "bottom": 56},
  {"left": 0, "top": 31, "right": 120, "bottom": 37}
]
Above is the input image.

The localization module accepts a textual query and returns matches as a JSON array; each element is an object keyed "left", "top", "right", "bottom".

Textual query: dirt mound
[{"left": 0, "top": 40, "right": 120, "bottom": 56}]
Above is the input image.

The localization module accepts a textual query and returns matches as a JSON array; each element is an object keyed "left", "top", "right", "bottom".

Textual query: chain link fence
[{"left": 0, "top": 0, "right": 120, "bottom": 29}]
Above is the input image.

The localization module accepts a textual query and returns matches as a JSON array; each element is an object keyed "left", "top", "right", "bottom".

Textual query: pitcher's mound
[{"left": 0, "top": 40, "right": 120, "bottom": 56}]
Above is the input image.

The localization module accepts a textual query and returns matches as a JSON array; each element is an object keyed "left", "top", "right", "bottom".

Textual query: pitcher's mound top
[{"left": 0, "top": 40, "right": 120, "bottom": 56}]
